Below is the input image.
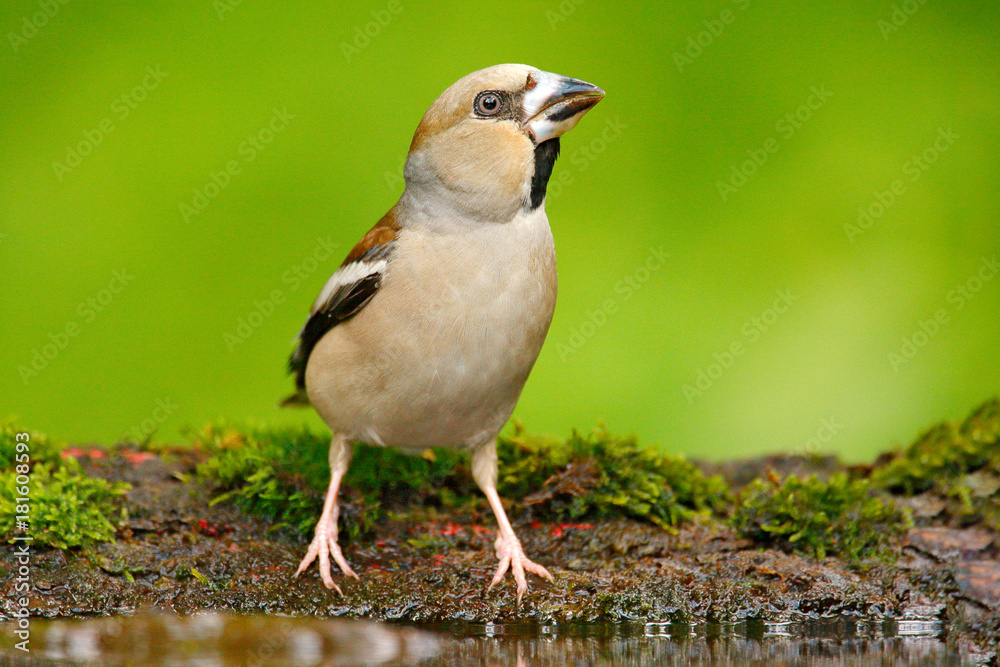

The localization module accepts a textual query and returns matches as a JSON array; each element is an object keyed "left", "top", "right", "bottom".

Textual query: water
[{"left": 0, "top": 613, "right": 967, "bottom": 666}]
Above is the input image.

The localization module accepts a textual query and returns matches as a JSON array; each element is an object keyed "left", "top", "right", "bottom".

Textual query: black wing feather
[{"left": 287, "top": 244, "right": 392, "bottom": 391}]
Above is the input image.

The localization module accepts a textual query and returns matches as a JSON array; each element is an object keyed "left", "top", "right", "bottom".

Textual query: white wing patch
[
  {"left": 288, "top": 236, "right": 396, "bottom": 390},
  {"left": 310, "top": 259, "right": 389, "bottom": 314}
]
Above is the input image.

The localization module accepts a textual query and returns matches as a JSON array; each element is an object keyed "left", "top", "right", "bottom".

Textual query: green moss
[
  {"left": 191, "top": 422, "right": 475, "bottom": 539},
  {"left": 498, "top": 425, "right": 730, "bottom": 529},
  {"left": 731, "top": 472, "right": 911, "bottom": 561},
  {"left": 872, "top": 399, "right": 1000, "bottom": 493},
  {"left": 1, "top": 424, "right": 129, "bottom": 549},
  {"left": 1, "top": 421, "right": 63, "bottom": 469},
  {"left": 194, "top": 422, "right": 725, "bottom": 538},
  {"left": 345, "top": 442, "right": 472, "bottom": 510},
  {"left": 192, "top": 423, "right": 332, "bottom": 535},
  {"left": 871, "top": 399, "right": 1000, "bottom": 528}
]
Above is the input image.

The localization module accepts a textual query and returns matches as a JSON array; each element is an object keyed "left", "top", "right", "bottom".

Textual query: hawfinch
[{"left": 285, "top": 64, "right": 604, "bottom": 601}]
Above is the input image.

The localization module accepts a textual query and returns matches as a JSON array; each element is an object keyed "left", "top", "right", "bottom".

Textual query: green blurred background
[{"left": 2, "top": 0, "right": 997, "bottom": 461}]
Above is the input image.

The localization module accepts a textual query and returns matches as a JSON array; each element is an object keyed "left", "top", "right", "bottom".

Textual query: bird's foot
[
  {"left": 488, "top": 531, "right": 553, "bottom": 604},
  {"left": 294, "top": 513, "right": 358, "bottom": 593}
]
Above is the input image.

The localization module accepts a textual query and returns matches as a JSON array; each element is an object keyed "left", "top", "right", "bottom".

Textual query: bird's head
[{"left": 402, "top": 64, "right": 604, "bottom": 222}]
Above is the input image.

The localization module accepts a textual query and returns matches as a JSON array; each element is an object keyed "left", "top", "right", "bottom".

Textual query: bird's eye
[{"left": 474, "top": 91, "right": 502, "bottom": 116}]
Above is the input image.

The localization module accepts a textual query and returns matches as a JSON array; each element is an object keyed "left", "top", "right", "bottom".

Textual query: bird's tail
[{"left": 278, "top": 389, "right": 310, "bottom": 408}]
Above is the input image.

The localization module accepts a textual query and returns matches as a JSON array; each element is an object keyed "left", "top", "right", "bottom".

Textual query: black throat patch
[{"left": 528, "top": 138, "right": 561, "bottom": 210}]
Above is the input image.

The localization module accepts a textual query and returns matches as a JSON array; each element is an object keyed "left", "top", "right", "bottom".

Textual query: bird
[{"left": 283, "top": 64, "right": 604, "bottom": 602}]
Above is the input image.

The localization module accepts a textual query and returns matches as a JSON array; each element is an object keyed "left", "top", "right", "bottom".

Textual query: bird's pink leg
[
  {"left": 472, "top": 440, "right": 552, "bottom": 603},
  {"left": 294, "top": 435, "right": 357, "bottom": 593}
]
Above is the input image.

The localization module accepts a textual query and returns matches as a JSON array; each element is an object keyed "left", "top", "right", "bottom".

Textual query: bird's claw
[
  {"left": 488, "top": 532, "right": 552, "bottom": 604},
  {"left": 294, "top": 518, "right": 357, "bottom": 594}
]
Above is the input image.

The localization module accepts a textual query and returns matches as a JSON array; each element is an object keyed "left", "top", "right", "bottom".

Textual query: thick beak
[{"left": 522, "top": 70, "right": 605, "bottom": 144}]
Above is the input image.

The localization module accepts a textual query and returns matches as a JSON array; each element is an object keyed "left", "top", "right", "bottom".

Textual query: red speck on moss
[
  {"left": 550, "top": 523, "right": 594, "bottom": 538},
  {"left": 123, "top": 451, "right": 156, "bottom": 464}
]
